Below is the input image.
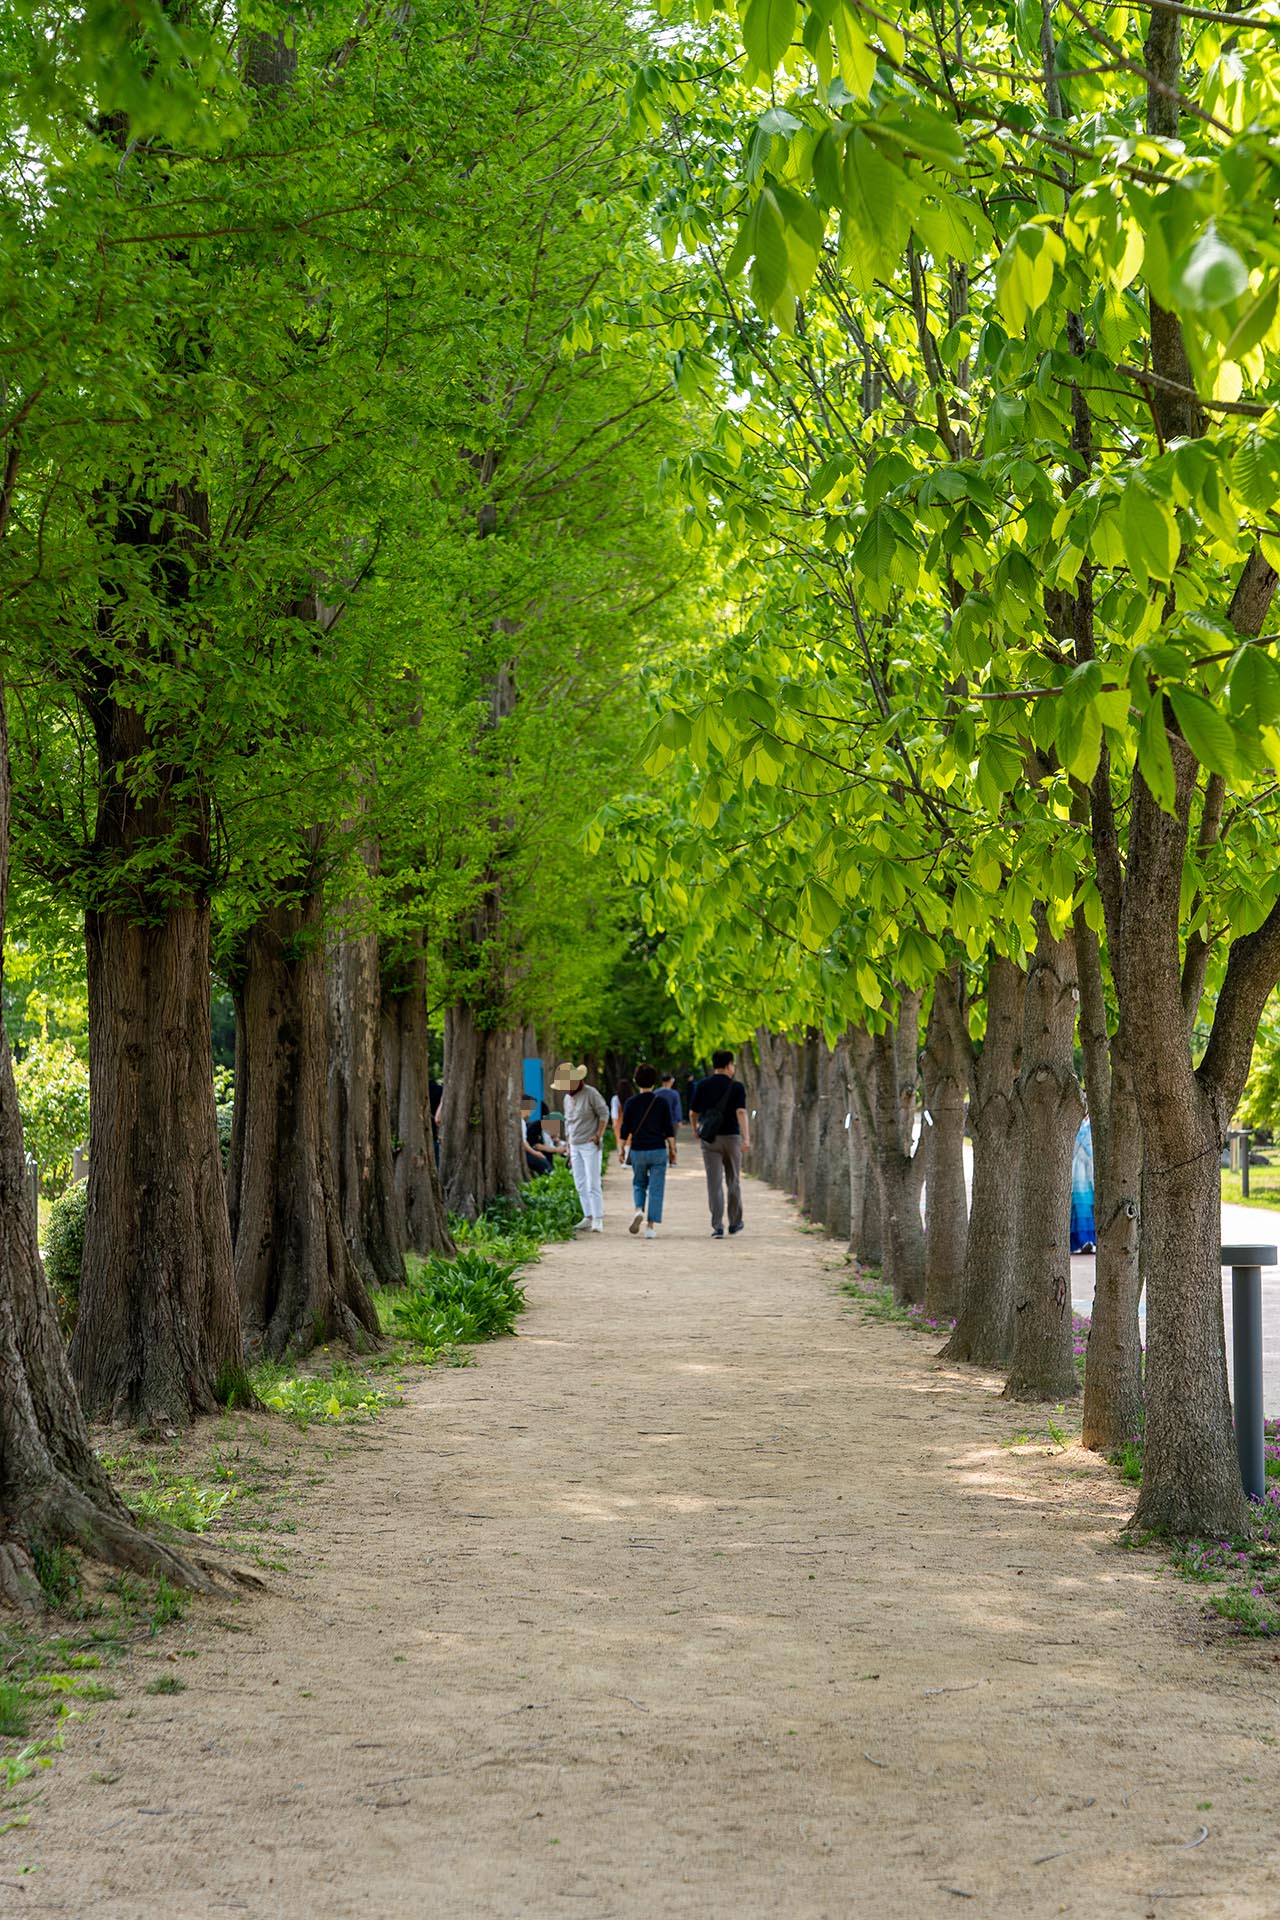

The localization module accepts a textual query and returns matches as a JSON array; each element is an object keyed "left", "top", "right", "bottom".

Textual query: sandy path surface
[{"left": 6, "top": 1163, "right": 1280, "bottom": 1919}]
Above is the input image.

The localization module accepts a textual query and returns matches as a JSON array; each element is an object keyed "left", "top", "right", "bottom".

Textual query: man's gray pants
[{"left": 700, "top": 1136, "right": 743, "bottom": 1233}]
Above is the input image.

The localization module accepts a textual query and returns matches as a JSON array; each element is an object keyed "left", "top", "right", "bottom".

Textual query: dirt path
[{"left": 7, "top": 1164, "right": 1280, "bottom": 1919}]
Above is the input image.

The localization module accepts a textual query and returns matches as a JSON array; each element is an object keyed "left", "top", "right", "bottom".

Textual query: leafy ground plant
[{"left": 392, "top": 1250, "right": 527, "bottom": 1359}]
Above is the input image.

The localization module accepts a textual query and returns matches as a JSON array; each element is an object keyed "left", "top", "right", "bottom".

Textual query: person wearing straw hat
[{"left": 549, "top": 1062, "right": 608, "bottom": 1233}]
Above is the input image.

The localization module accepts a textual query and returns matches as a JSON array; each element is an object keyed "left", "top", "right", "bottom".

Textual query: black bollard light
[{"left": 1221, "top": 1243, "right": 1275, "bottom": 1501}]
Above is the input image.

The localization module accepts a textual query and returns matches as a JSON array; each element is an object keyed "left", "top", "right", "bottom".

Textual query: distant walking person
[
  {"left": 550, "top": 1062, "right": 608, "bottom": 1233},
  {"left": 690, "top": 1049, "right": 749, "bottom": 1238},
  {"left": 609, "top": 1077, "right": 635, "bottom": 1141},
  {"left": 656, "top": 1072, "right": 682, "bottom": 1135},
  {"left": 620, "top": 1065, "right": 676, "bottom": 1240}
]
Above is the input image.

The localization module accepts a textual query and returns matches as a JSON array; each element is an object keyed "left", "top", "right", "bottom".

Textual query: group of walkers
[{"left": 543, "top": 1050, "right": 750, "bottom": 1241}]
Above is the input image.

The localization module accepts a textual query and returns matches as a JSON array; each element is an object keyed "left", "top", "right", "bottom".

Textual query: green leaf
[
  {"left": 1172, "top": 224, "right": 1250, "bottom": 314},
  {"left": 742, "top": 0, "right": 797, "bottom": 72},
  {"left": 833, "top": 0, "right": 876, "bottom": 98},
  {"left": 1138, "top": 697, "right": 1177, "bottom": 814},
  {"left": 1229, "top": 647, "right": 1280, "bottom": 726},
  {"left": 1119, "top": 485, "right": 1179, "bottom": 586},
  {"left": 801, "top": 879, "right": 843, "bottom": 938},
  {"left": 1167, "top": 687, "right": 1236, "bottom": 777}
]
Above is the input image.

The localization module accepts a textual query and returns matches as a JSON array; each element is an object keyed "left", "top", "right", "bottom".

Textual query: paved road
[{"left": 1070, "top": 1198, "right": 1280, "bottom": 1416}]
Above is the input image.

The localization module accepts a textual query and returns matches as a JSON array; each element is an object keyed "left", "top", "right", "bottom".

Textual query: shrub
[
  {"left": 392, "top": 1249, "right": 526, "bottom": 1357},
  {"left": 481, "top": 1161, "right": 581, "bottom": 1244},
  {"left": 43, "top": 1179, "right": 88, "bottom": 1337},
  {"left": 13, "top": 1038, "right": 89, "bottom": 1190}
]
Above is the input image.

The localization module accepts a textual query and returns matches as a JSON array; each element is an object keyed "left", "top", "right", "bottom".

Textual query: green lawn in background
[{"left": 1222, "top": 1166, "right": 1280, "bottom": 1212}]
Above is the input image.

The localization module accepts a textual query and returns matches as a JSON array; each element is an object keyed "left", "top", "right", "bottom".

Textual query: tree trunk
[
  {"left": 72, "top": 904, "right": 242, "bottom": 1428},
  {"left": 922, "top": 965, "right": 969, "bottom": 1324},
  {"left": 794, "top": 1033, "right": 822, "bottom": 1219},
  {"left": 0, "top": 691, "right": 217, "bottom": 1606},
  {"left": 230, "top": 889, "right": 381, "bottom": 1360},
  {"left": 327, "top": 922, "right": 406, "bottom": 1291},
  {"left": 846, "top": 1028, "right": 881, "bottom": 1265},
  {"left": 1075, "top": 911, "right": 1144, "bottom": 1454},
  {"left": 1005, "top": 911, "right": 1084, "bottom": 1402},
  {"left": 825, "top": 1037, "right": 853, "bottom": 1242},
  {"left": 382, "top": 933, "right": 454, "bottom": 1257},
  {"left": 1118, "top": 750, "right": 1250, "bottom": 1536},
  {"left": 942, "top": 955, "right": 1024, "bottom": 1367},
  {"left": 440, "top": 1003, "right": 525, "bottom": 1221},
  {"left": 856, "top": 994, "right": 925, "bottom": 1303}
]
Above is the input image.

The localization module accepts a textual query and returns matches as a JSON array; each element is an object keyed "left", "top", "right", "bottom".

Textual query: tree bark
[
  {"left": 1075, "top": 911, "right": 1143, "bottom": 1454},
  {"left": 327, "top": 920, "right": 406, "bottom": 1292},
  {"left": 230, "top": 888, "right": 381, "bottom": 1360},
  {"left": 853, "top": 994, "right": 925, "bottom": 1303},
  {"left": 72, "top": 903, "right": 242, "bottom": 1428},
  {"left": 0, "top": 690, "right": 218, "bottom": 1606},
  {"left": 922, "top": 965, "right": 969, "bottom": 1324},
  {"left": 382, "top": 932, "right": 454, "bottom": 1257},
  {"left": 1005, "top": 911, "right": 1084, "bottom": 1402},
  {"left": 439, "top": 1001, "right": 525, "bottom": 1220},
  {"left": 794, "top": 1032, "right": 822, "bottom": 1219},
  {"left": 846, "top": 1027, "right": 882, "bottom": 1265},
  {"left": 942, "top": 955, "right": 1024, "bottom": 1367},
  {"left": 825, "top": 1037, "right": 853, "bottom": 1242}
]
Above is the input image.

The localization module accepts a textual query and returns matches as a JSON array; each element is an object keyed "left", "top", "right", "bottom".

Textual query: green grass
[
  {"left": 0, "top": 1684, "right": 32, "bottom": 1741},
  {"left": 1221, "top": 1166, "right": 1280, "bottom": 1210},
  {"left": 251, "top": 1358, "right": 398, "bottom": 1427}
]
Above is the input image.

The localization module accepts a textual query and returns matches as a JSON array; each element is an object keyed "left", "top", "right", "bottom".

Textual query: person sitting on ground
[
  {"left": 620, "top": 1064, "right": 676, "bottom": 1241},
  {"left": 520, "top": 1093, "right": 559, "bottom": 1178}
]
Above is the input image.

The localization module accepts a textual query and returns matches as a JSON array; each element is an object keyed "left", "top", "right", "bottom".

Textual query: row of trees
[
  {"left": 0, "top": 2, "right": 695, "bottom": 1601},
  {"left": 599, "top": 0, "right": 1280, "bottom": 1539}
]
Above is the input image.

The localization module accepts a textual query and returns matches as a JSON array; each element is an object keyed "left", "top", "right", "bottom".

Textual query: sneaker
[
  {"left": 574, "top": 1217, "right": 593, "bottom": 1234},
  {"left": 629, "top": 1211, "right": 644, "bottom": 1236},
  {"left": 710, "top": 1227, "right": 724, "bottom": 1238},
  {"left": 729, "top": 1222, "right": 745, "bottom": 1235},
  {"left": 644, "top": 1226, "right": 657, "bottom": 1240},
  {"left": 590, "top": 1218, "right": 604, "bottom": 1233}
]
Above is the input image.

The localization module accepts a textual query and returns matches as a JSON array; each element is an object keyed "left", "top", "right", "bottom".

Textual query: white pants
[{"left": 569, "top": 1141, "right": 603, "bottom": 1221}]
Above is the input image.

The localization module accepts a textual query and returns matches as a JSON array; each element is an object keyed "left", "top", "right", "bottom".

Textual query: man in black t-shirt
[{"left": 689, "top": 1049, "right": 750, "bottom": 1238}]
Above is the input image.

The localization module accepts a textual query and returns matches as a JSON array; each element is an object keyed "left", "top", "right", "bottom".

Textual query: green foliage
[
  {"left": 392, "top": 1252, "right": 527, "bottom": 1358},
  {"left": 481, "top": 1163, "right": 583, "bottom": 1244},
  {"left": 42, "top": 1179, "right": 88, "bottom": 1338},
  {"left": 126, "top": 1468, "right": 239, "bottom": 1536},
  {"left": 251, "top": 1361, "right": 396, "bottom": 1428},
  {"left": 0, "top": 1685, "right": 32, "bottom": 1741},
  {"left": 12, "top": 1038, "right": 89, "bottom": 1189}
]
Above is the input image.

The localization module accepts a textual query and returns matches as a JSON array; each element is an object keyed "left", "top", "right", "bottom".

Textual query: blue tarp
[{"left": 1070, "top": 1115, "right": 1096, "bottom": 1253}]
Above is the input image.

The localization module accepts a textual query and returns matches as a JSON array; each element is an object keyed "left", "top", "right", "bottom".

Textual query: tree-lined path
[{"left": 10, "top": 1168, "right": 1280, "bottom": 1920}]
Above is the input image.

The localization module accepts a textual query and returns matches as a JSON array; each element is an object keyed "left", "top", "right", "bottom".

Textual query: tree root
[{"left": 1, "top": 1474, "right": 264, "bottom": 1616}]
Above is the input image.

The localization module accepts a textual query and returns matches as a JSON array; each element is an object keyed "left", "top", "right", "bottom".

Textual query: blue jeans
[{"left": 629, "top": 1148, "right": 669, "bottom": 1223}]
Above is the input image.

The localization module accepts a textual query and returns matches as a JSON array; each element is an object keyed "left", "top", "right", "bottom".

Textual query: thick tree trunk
[
  {"left": 230, "top": 891, "right": 380, "bottom": 1360},
  {"left": 941, "top": 956, "right": 1024, "bottom": 1367},
  {"left": 794, "top": 1033, "right": 822, "bottom": 1219},
  {"left": 72, "top": 905, "right": 242, "bottom": 1428},
  {"left": 1005, "top": 912, "right": 1084, "bottom": 1402},
  {"left": 922, "top": 966, "right": 969, "bottom": 1324},
  {"left": 440, "top": 1004, "right": 525, "bottom": 1221},
  {"left": 0, "top": 695, "right": 216, "bottom": 1606},
  {"left": 846, "top": 1028, "right": 882, "bottom": 1265},
  {"left": 382, "top": 934, "right": 454, "bottom": 1257},
  {"left": 856, "top": 995, "right": 925, "bottom": 1303},
  {"left": 1075, "top": 912, "right": 1144, "bottom": 1454},
  {"left": 825, "top": 1037, "right": 853, "bottom": 1242},
  {"left": 327, "top": 923, "right": 406, "bottom": 1291},
  {"left": 1118, "top": 753, "right": 1249, "bottom": 1536}
]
